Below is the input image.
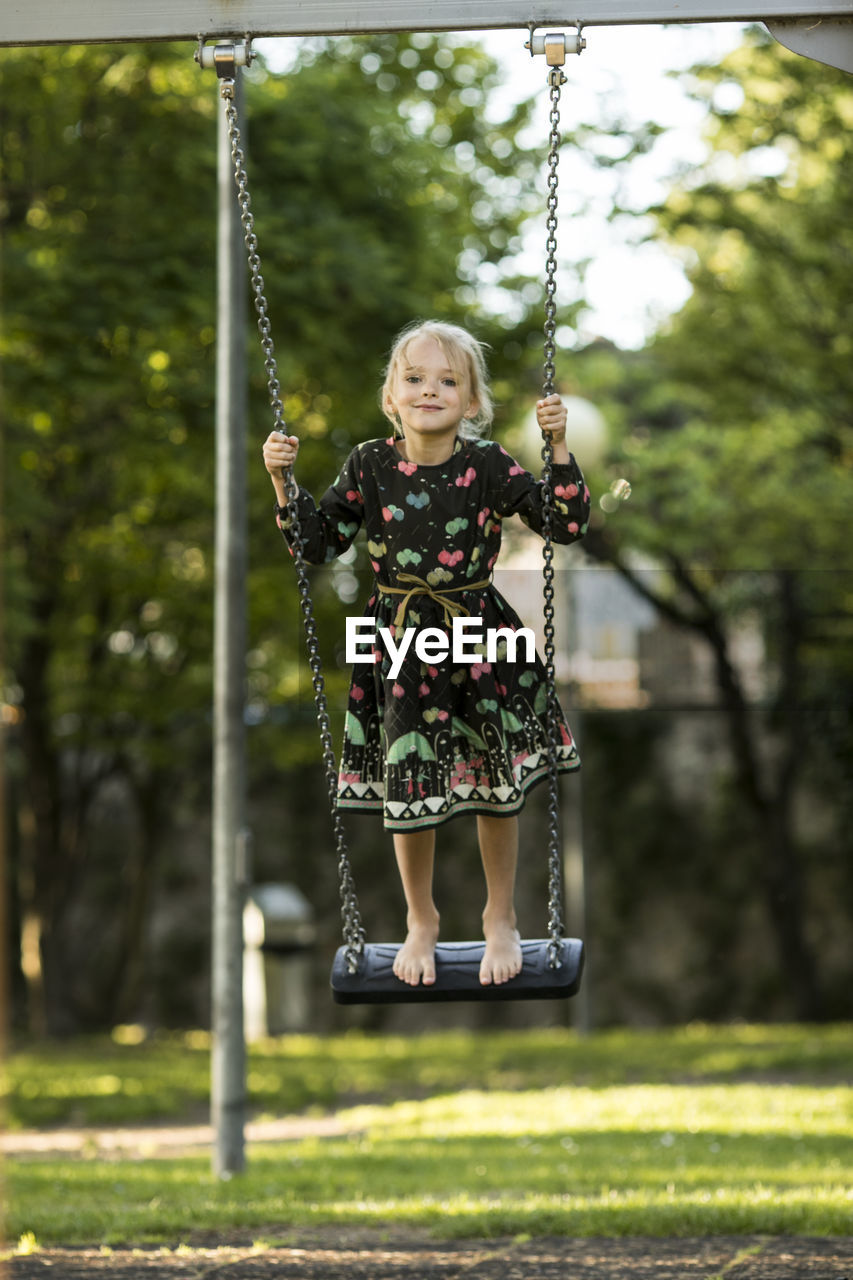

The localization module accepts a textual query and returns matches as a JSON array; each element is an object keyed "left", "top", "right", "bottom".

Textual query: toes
[
  {"left": 483, "top": 962, "right": 512, "bottom": 986},
  {"left": 479, "top": 937, "right": 523, "bottom": 986},
  {"left": 393, "top": 957, "right": 417, "bottom": 986},
  {"left": 393, "top": 949, "right": 436, "bottom": 986}
]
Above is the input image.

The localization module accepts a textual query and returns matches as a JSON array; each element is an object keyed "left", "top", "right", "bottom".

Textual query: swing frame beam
[{"left": 1, "top": 0, "right": 852, "bottom": 47}]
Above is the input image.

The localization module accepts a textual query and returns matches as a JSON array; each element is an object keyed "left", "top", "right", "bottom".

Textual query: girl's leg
[
  {"left": 477, "top": 813, "right": 523, "bottom": 985},
  {"left": 392, "top": 828, "right": 440, "bottom": 986}
]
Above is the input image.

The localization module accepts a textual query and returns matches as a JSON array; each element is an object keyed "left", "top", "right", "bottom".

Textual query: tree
[
  {"left": 578, "top": 28, "right": 853, "bottom": 1018},
  {"left": 1, "top": 36, "right": 542, "bottom": 1031}
]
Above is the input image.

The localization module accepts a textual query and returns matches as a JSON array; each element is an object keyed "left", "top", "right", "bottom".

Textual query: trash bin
[{"left": 243, "top": 883, "right": 316, "bottom": 1039}]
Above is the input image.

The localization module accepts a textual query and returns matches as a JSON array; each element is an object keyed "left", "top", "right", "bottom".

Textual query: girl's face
[{"left": 385, "top": 336, "right": 479, "bottom": 450}]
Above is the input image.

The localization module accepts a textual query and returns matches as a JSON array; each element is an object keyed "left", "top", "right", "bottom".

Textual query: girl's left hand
[{"left": 536, "top": 393, "right": 567, "bottom": 443}]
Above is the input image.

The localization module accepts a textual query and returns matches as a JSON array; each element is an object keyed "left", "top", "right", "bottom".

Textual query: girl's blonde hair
[{"left": 380, "top": 320, "right": 493, "bottom": 440}]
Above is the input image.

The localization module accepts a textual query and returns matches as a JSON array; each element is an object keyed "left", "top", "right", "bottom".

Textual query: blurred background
[{"left": 2, "top": 22, "right": 850, "bottom": 1038}]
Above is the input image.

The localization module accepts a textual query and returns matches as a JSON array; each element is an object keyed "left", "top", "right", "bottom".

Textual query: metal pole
[{"left": 211, "top": 67, "right": 248, "bottom": 1179}]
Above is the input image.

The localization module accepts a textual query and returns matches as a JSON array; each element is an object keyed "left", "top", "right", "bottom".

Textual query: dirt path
[
  {"left": 0, "top": 1115, "right": 355, "bottom": 1159},
  {"left": 6, "top": 1233, "right": 853, "bottom": 1278}
]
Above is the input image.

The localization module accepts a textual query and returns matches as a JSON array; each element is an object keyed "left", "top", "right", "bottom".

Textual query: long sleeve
[
  {"left": 275, "top": 447, "right": 365, "bottom": 564},
  {"left": 491, "top": 444, "right": 590, "bottom": 544}
]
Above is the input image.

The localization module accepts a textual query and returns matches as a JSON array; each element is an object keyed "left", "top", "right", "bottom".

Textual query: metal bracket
[
  {"left": 526, "top": 25, "right": 586, "bottom": 83},
  {"left": 766, "top": 16, "right": 853, "bottom": 73},
  {"left": 195, "top": 35, "right": 255, "bottom": 79}
]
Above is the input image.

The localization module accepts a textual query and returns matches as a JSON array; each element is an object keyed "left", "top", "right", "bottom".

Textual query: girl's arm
[
  {"left": 493, "top": 394, "right": 590, "bottom": 544},
  {"left": 263, "top": 433, "right": 365, "bottom": 564},
  {"left": 262, "top": 430, "right": 299, "bottom": 507},
  {"left": 536, "top": 394, "right": 571, "bottom": 465}
]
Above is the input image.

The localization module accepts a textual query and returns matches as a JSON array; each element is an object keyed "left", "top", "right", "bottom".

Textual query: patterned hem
[{"left": 337, "top": 751, "right": 580, "bottom": 831}]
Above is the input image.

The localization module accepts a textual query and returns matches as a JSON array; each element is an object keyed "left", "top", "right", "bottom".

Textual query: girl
[{"left": 262, "top": 321, "right": 590, "bottom": 989}]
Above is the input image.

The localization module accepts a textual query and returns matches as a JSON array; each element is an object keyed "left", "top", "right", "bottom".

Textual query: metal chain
[
  {"left": 541, "top": 72, "right": 566, "bottom": 969},
  {"left": 543, "top": 78, "right": 562, "bottom": 400},
  {"left": 219, "top": 77, "right": 365, "bottom": 973}
]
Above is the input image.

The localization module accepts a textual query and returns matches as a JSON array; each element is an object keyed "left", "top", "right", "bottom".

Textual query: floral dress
[{"left": 277, "top": 434, "right": 590, "bottom": 830}]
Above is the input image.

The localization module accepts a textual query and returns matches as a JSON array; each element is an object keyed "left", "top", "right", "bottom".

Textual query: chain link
[
  {"left": 541, "top": 74, "right": 566, "bottom": 970},
  {"left": 219, "top": 78, "right": 365, "bottom": 973}
]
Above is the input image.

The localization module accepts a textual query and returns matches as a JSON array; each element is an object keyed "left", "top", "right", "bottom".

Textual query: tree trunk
[
  {"left": 109, "top": 766, "right": 170, "bottom": 1025},
  {"left": 17, "top": 609, "right": 77, "bottom": 1034},
  {"left": 696, "top": 571, "right": 822, "bottom": 1019}
]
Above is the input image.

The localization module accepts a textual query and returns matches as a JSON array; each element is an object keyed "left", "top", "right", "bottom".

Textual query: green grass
[
  {"left": 5, "top": 1021, "right": 852, "bottom": 1129},
  {"left": 3, "top": 1024, "right": 853, "bottom": 1246}
]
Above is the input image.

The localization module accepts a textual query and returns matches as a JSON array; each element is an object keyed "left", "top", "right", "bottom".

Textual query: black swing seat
[{"left": 331, "top": 937, "right": 584, "bottom": 1004}]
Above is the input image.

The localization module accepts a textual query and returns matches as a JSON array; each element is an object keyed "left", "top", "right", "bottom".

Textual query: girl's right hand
[{"left": 263, "top": 430, "right": 299, "bottom": 474}]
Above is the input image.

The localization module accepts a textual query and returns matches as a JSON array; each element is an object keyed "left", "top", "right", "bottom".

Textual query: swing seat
[{"left": 330, "top": 937, "right": 584, "bottom": 1004}]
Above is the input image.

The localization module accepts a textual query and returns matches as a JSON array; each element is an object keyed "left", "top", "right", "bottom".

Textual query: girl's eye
[
  {"left": 405, "top": 375, "right": 421, "bottom": 384},
  {"left": 442, "top": 378, "right": 457, "bottom": 387}
]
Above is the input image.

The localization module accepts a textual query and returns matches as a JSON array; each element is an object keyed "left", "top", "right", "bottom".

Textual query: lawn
[{"left": 3, "top": 1023, "right": 852, "bottom": 1246}]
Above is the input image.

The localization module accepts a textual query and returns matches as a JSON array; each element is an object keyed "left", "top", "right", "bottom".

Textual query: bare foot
[
  {"left": 480, "top": 917, "right": 523, "bottom": 986},
  {"left": 393, "top": 915, "right": 440, "bottom": 986}
]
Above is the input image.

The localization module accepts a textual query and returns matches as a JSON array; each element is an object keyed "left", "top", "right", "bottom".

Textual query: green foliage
[
  {"left": 658, "top": 30, "right": 853, "bottom": 425},
  {"left": 2, "top": 44, "right": 218, "bottom": 731},
  {"left": 2, "top": 44, "right": 225, "bottom": 1032},
  {"left": 586, "top": 30, "right": 853, "bottom": 577}
]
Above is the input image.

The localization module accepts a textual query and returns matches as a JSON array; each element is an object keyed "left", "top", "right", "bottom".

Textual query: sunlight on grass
[
  {"left": 5, "top": 1022, "right": 853, "bottom": 1129},
  {"left": 343, "top": 1081, "right": 853, "bottom": 1138},
  {"left": 14, "top": 1232, "right": 41, "bottom": 1257},
  {"left": 6, "top": 1067, "right": 852, "bottom": 1244}
]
